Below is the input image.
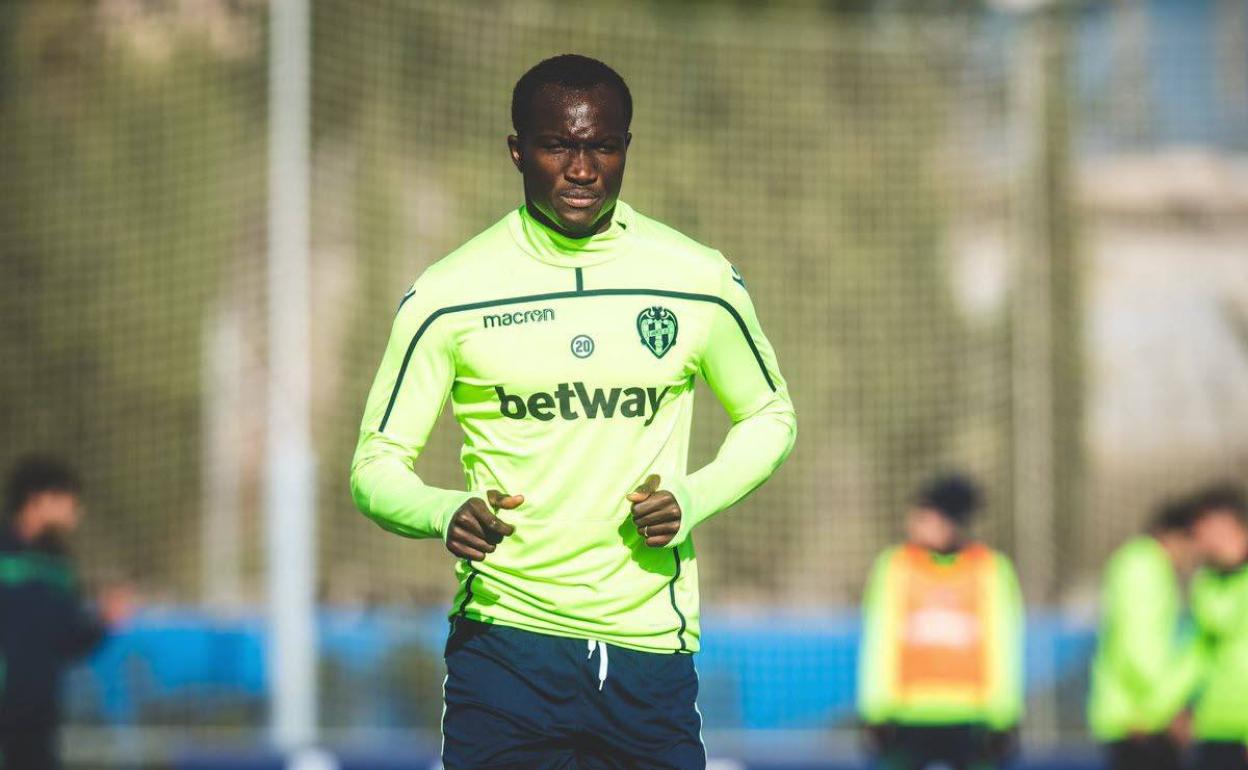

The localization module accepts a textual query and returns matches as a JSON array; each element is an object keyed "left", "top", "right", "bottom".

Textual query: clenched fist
[
  {"left": 446, "top": 489, "right": 522, "bottom": 561},
  {"left": 626, "top": 474, "right": 682, "bottom": 548}
]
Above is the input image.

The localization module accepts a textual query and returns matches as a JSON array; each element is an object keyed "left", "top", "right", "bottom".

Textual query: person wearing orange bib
[{"left": 857, "top": 474, "right": 1025, "bottom": 770}]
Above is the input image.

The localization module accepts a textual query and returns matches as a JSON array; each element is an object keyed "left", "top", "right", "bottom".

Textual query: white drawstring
[{"left": 586, "top": 639, "right": 609, "bottom": 691}]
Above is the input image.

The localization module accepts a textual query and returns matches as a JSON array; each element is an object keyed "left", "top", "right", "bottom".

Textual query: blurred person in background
[
  {"left": 1087, "top": 497, "right": 1203, "bottom": 770},
  {"left": 1188, "top": 485, "right": 1248, "bottom": 770},
  {"left": 0, "top": 456, "right": 130, "bottom": 770},
  {"left": 858, "top": 474, "right": 1025, "bottom": 770}
]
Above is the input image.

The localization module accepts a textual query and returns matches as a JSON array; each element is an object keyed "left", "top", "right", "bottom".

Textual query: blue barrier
[{"left": 68, "top": 607, "right": 1098, "bottom": 732}]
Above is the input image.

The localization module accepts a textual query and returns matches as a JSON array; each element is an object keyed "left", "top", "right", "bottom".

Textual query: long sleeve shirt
[
  {"left": 351, "top": 201, "right": 796, "bottom": 652},
  {"left": 1088, "top": 535, "right": 1200, "bottom": 741}
]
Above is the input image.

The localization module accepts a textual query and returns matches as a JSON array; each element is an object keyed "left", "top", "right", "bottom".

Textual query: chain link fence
[{"left": 1, "top": 0, "right": 1246, "bottom": 764}]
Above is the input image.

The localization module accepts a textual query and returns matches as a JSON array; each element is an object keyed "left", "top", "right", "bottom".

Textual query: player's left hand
[
  {"left": 626, "top": 474, "right": 681, "bottom": 548},
  {"left": 1167, "top": 711, "right": 1192, "bottom": 747},
  {"left": 97, "top": 581, "right": 139, "bottom": 628}
]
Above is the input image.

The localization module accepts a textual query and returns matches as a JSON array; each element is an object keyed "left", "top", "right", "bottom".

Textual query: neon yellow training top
[
  {"left": 1189, "top": 562, "right": 1248, "bottom": 745},
  {"left": 350, "top": 201, "right": 797, "bottom": 653},
  {"left": 1087, "top": 536, "right": 1200, "bottom": 741}
]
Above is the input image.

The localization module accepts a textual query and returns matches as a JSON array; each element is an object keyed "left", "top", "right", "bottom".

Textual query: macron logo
[
  {"left": 496, "top": 383, "right": 671, "bottom": 426},
  {"left": 483, "top": 307, "right": 555, "bottom": 328}
]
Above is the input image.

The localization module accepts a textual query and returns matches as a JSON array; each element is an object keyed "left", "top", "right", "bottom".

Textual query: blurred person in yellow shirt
[
  {"left": 1187, "top": 484, "right": 1248, "bottom": 770},
  {"left": 858, "top": 474, "right": 1025, "bottom": 770},
  {"left": 1088, "top": 497, "right": 1202, "bottom": 770}
]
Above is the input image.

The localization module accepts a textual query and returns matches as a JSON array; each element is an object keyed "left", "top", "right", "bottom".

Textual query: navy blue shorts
[
  {"left": 441, "top": 618, "right": 705, "bottom": 770},
  {"left": 1194, "top": 742, "right": 1248, "bottom": 770}
]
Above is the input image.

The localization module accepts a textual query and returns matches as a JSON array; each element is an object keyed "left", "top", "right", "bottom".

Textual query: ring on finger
[{"left": 643, "top": 525, "right": 650, "bottom": 538}]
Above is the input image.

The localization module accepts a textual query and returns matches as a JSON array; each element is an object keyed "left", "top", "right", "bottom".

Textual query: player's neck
[
  {"left": 914, "top": 538, "right": 966, "bottom": 556},
  {"left": 524, "top": 200, "right": 615, "bottom": 240}
]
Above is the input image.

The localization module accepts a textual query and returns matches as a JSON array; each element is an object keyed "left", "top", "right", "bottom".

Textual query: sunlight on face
[
  {"left": 26, "top": 491, "right": 82, "bottom": 538},
  {"left": 1193, "top": 510, "right": 1248, "bottom": 569},
  {"left": 906, "top": 506, "right": 959, "bottom": 552}
]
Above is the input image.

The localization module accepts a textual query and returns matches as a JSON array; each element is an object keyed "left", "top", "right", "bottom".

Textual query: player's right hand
[
  {"left": 446, "top": 489, "right": 522, "bottom": 561},
  {"left": 1167, "top": 711, "right": 1192, "bottom": 747}
]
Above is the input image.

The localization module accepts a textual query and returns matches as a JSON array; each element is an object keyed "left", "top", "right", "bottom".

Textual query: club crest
[{"left": 637, "top": 306, "right": 678, "bottom": 359}]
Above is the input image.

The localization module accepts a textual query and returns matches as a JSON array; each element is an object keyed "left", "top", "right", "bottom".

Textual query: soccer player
[
  {"left": 1187, "top": 485, "right": 1248, "bottom": 770},
  {"left": 857, "top": 474, "right": 1024, "bottom": 770},
  {"left": 350, "top": 54, "right": 796, "bottom": 769},
  {"left": 1087, "top": 498, "right": 1203, "bottom": 770},
  {"left": 0, "top": 456, "right": 126, "bottom": 770}
]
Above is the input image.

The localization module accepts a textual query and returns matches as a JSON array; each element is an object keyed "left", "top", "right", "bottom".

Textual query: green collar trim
[{"left": 509, "top": 201, "right": 634, "bottom": 268}]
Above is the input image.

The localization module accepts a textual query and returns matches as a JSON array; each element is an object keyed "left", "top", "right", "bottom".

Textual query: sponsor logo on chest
[
  {"left": 482, "top": 307, "right": 555, "bottom": 328},
  {"left": 496, "top": 383, "right": 671, "bottom": 426}
]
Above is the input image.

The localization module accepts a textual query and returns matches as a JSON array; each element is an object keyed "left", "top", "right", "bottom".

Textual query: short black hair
[
  {"left": 915, "top": 473, "right": 982, "bottom": 526},
  {"left": 4, "top": 455, "right": 81, "bottom": 521},
  {"left": 1188, "top": 483, "right": 1248, "bottom": 523},
  {"left": 1149, "top": 496, "right": 1198, "bottom": 534},
  {"left": 511, "top": 54, "right": 632, "bottom": 136}
]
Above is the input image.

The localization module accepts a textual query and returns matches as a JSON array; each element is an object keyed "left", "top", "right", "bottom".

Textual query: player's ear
[
  {"left": 624, "top": 131, "right": 632, "bottom": 148},
  {"left": 507, "top": 135, "right": 523, "bottom": 172}
]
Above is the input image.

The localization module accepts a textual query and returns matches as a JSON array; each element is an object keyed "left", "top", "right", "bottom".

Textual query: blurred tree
[
  {"left": 2, "top": 0, "right": 1018, "bottom": 605},
  {"left": 0, "top": 0, "right": 266, "bottom": 593}
]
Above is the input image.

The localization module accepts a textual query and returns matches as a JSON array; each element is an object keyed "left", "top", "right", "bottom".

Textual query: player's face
[
  {"left": 23, "top": 491, "right": 82, "bottom": 539},
  {"left": 1192, "top": 510, "right": 1248, "bottom": 569},
  {"left": 906, "top": 507, "right": 960, "bottom": 552},
  {"left": 509, "top": 84, "right": 630, "bottom": 238}
]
